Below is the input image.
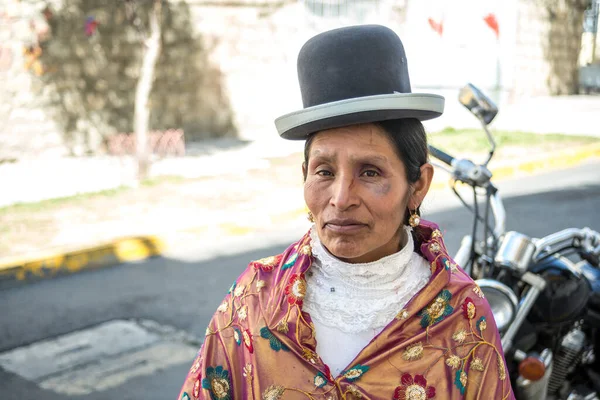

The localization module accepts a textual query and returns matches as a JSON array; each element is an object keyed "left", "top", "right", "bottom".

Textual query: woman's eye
[
  {"left": 316, "top": 170, "right": 333, "bottom": 177},
  {"left": 362, "top": 170, "right": 380, "bottom": 178}
]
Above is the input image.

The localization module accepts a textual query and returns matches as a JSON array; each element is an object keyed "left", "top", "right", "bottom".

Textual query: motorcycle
[{"left": 428, "top": 84, "right": 600, "bottom": 400}]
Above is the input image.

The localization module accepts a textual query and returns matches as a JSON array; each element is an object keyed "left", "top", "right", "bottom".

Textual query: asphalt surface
[{"left": 0, "top": 161, "right": 599, "bottom": 400}]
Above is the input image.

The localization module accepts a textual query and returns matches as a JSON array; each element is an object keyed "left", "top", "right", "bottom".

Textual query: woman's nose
[{"left": 330, "top": 175, "right": 359, "bottom": 210}]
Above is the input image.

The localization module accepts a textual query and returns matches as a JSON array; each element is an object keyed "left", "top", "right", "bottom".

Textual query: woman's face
[{"left": 303, "top": 123, "right": 431, "bottom": 264}]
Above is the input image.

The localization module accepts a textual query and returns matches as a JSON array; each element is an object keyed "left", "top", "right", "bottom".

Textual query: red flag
[
  {"left": 484, "top": 13, "right": 499, "bottom": 39},
  {"left": 428, "top": 17, "right": 444, "bottom": 37}
]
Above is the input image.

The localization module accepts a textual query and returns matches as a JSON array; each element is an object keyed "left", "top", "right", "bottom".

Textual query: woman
[{"left": 178, "top": 25, "right": 514, "bottom": 400}]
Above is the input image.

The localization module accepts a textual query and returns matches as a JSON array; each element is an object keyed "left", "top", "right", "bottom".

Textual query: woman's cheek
[
  {"left": 304, "top": 178, "right": 328, "bottom": 205},
  {"left": 372, "top": 181, "right": 392, "bottom": 196}
]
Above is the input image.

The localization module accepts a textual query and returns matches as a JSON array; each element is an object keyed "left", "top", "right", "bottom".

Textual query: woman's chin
[{"left": 323, "top": 241, "right": 367, "bottom": 262}]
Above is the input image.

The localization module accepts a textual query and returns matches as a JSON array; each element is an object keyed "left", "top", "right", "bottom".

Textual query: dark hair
[{"left": 302, "top": 118, "right": 429, "bottom": 225}]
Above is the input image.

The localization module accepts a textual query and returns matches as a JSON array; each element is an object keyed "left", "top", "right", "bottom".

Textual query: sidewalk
[
  {"left": 1, "top": 95, "right": 599, "bottom": 285},
  {"left": 422, "top": 93, "right": 600, "bottom": 137}
]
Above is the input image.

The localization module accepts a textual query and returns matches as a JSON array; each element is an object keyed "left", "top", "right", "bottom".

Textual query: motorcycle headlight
[{"left": 475, "top": 279, "right": 519, "bottom": 332}]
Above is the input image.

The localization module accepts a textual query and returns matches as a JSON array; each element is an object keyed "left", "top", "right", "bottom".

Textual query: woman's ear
[
  {"left": 410, "top": 163, "right": 434, "bottom": 208},
  {"left": 302, "top": 162, "right": 307, "bottom": 182}
]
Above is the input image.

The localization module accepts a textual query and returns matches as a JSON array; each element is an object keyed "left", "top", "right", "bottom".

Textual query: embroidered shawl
[{"left": 177, "top": 220, "right": 515, "bottom": 400}]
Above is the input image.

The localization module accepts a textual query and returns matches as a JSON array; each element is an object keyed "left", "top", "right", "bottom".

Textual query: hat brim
[{"left": 275, "top": 93, "right": 444, "bottom": 140}]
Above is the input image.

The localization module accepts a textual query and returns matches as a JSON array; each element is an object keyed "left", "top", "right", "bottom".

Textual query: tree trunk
[
  {"left": 134, "top": 0, "right": 162, "bottom": 181},
  {"left": 541, "top": 0, "right": 589, "bottom": 94}
]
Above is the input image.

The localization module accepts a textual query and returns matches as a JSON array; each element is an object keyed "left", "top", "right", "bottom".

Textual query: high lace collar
[
  {"left": 303, "top": 225, "right": 432, "bottom": 333},
  {"left": 308, "top": 225, "right": 415, "bottom": 289}
]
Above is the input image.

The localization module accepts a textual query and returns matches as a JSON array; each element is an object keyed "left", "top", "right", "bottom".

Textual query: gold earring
[
  {"left": 408, "top": 209, "right": 420, "bottom": 228},
  {"left": 307, "top": 211, "right": 315, "bottom": 223}
]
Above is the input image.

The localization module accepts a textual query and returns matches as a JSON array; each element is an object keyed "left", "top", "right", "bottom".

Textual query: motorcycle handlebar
[
  {"left": 534, "top": 228, "right": 600, "bottom": 264},
  {"left": 428, "top": 145, "right": 455, "bottom": 166}
]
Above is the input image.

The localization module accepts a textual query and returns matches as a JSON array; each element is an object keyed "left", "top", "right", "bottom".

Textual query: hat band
[{"left": 275, "top": 93, "right": 444, "bottom": 135}]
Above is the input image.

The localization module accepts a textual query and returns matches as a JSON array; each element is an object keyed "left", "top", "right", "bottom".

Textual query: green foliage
[
  {"left": 429, "top": 128, "right": 598, "bottom": 153},
  {"left": 0, "top": 187, "right": 129, "bottom": 215}
]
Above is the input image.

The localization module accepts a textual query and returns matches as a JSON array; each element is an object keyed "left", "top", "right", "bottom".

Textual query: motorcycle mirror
[{"left": 458, "top": 83, "right": 498, "bottom": 125}]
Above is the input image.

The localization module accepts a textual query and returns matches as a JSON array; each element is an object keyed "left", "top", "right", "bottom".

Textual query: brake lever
[
  {"left": 431, "top": 156, "right": 494, "bottom": 191},
  {"left": 581, "top": 228, "right": 600, "bottom": 251},
  {"left": 453, "top": 159, "right": 493, "bottom": 187},
  {"left": 576, "top": 228, "right": 600, "bottom": 267}
]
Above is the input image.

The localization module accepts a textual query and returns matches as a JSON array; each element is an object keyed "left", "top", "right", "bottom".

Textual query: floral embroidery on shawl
[
  {"left": 452, "top": 328, "right": 468, "bottom": 343},
  {"left": 477, "top": 316, "right": 487, "bottom": 334},
  {"left": 462, "top": 297, "right": 477, "bottom": 320},
  {"left": 402, "top": 342, "right": 424, "bottom": 361},
  {"left": 497, "top": 354, "right": 507, "bottom": 380},
  {"left": 285, "top": 273, "right": 307, "bottom": 306},
  {"left": 437, "top": 289, "right": 508, "bottom": 395},
  {"left": 471, "top": 357, "right": 485, "bottom": 371},
  {"left": 282, "top": 252, "right": 299, "bottom": 270},
  {"left": 260, "top": 326, "right": 290, "bottom": 352},
  {"left": 454, "top": 369, "right": 468, "bottom": 395},
  {"left": 347, "top": 384, "right": 364, "bottom": 398},
  {"left": 341, "top": 364, "right": 370, "bottom": 382},
  {"left": 242, "top": 328, "right": 254, "bottom": 353},
  {"left": 238, "top": 305, "right": 248, "bottom": 321},
  {"left": 418, "top": 289, "right": 454, "bottom": 328},
  {"left": 428, "top": 242, "right": 441, "bottom": 254},
  {"left": 202, "top": 366, "right": 232, "bottom": 400},
  {"left": 251, "top": 255, "right": 282, "bottom": 272},
  {"left": 233, "top": 284, "right": 245, "bottom": 298},
  {"left": 217, "top": 302, "right": 228, "bottom": 313},
  {"left": 299, "top": 244, "right": 312, "bottom": 255},
  {"left": 446, "top": 354, "right": 461, "bottom": 370},
  {"left": 396, "top": 308, "right": 410, "bottom": 320},
  {"left": 189, "top": 355, "right": 201, "bottom": 376},
  {"left": 302, "top": 348, "right": 319, "bottom": 364},
  {"left": 442, "top": 258, "right": 458, "bottom": 273},
  {"left": 227, "top": 281, "right": 236, "bottom": 294},
  {"left": 233, "top": 328, "right": 242, "bottom": 346},
  {"left": 193, "top": 378, "right": 202, "bottom": 398},
  {"left": 262, "top": 384, "right": 286, "bottom": 400},
  {"left": 243, "top": 363, "right": 252, "bottom": 383},
  {"left": 314, "top": 372, "right": 328, "bottom": 388},
  {"left": 276, "top": 319, "right": 289, "bottom": 333},
  {"left": 393, "top": 373, "right": 436, "bottom": 400}
]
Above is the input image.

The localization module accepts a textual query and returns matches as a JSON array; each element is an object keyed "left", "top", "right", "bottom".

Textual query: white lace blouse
[{"left": 303, "top": 225, "right": 431, "bottom": 376}]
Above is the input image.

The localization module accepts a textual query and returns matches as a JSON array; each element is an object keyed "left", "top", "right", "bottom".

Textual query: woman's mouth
[{"left": 324, "top": 219, "right": 367, "bottom": 233}]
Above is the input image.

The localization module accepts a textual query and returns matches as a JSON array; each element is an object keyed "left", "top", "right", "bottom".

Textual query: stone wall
[
  {"left": 0, "top": 0, "right": 234, "bottom": 160},
  {"left": 0, "top": 0, "right": 63, "bottom": 160}
]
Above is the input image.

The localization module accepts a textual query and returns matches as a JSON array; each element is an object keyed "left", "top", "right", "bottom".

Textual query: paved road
[{"left": 0, "top": 161, "right": 599, "bottom": 400}]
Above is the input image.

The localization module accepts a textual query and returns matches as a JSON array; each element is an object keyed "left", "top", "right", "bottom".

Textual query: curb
[
  {"left": 489, "top": 143, "right": 600, "bottom": 181},
  {"left": 0, "top": 236, "right": 164, "bottom": 287},
  {"left": 0, "top": 143, "right": 598, "bottom": 287}
]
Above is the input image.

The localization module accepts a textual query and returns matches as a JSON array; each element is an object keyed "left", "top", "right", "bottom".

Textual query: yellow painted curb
[
  {"left": 219, "top": 223, "right": 254, "bottom": 236},
  {"left": 0, "top": 236, "right": 163, "bottom": 284},
  {"left": 491, "top": 143, "right": 600, "bottom": 181}
]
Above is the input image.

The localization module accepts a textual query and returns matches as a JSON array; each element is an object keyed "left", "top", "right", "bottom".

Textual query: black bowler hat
[{"left": 275, "top": 24, "right": 445, "bottom": 140}]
